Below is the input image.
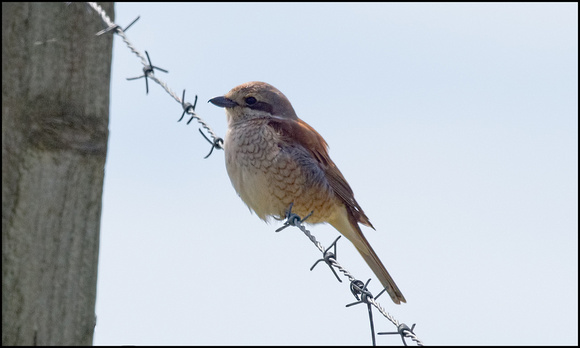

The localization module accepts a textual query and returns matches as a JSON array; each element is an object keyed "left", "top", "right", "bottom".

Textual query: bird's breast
[
  {"left": 224, "top": 120, "right": 339, "bottom": 223},
  {"left": 225, "top": 121, "right": 282, "bottom": 220}
]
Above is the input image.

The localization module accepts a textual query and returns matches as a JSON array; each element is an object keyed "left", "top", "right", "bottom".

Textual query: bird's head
[{"left": 209, "top": 81, "right": 298, "bottom": 125}]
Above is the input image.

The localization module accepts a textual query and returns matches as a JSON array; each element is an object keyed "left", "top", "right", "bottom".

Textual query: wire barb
[
  {"left": 346, "top": 279, "right": 378, "bottom": 346},
  {"left": 310, "top": 236, "right": 342, "bottom": 283},
  {"left": 178, "top": 90, "right": 198, "bottom": 122},
  {"left": 378, "top": 323, "right": 419, "bottom": 347},
  {"left": 96, "top": 15, "right": 140, "bottom": 36},
  {"left": 347, "top": 279, "right": 374, "bottom": 305},
  {"left": 275, "top": 203, "right": 313, "bottom": 232},
  {"left": 198, "top": 129, "right": 224, "bottom": 159},
  {"left": 126, "top": 51, "right": 168, "bottom": 94}
]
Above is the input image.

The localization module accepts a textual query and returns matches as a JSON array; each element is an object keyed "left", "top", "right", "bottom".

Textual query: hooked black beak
[{"left": 208, "top": 96, "right": 238, "bottom": 108}]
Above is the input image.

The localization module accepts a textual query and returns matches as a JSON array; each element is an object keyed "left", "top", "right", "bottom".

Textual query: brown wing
[{"left": 268, "top": 116, "right": 374, "bottom": 229}]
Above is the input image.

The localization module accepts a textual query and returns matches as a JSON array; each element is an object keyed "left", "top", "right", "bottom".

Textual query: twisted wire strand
[
  {"left": 292, "top": 220, "right": 424, "bottom": 346},
  {"left": 86, "top": 2, "right": 222, "bottom": 146}
]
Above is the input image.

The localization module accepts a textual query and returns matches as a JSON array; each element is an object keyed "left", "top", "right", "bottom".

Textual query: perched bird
[{"left": 209, "top": 81, "right": 406, "bottom": 304}]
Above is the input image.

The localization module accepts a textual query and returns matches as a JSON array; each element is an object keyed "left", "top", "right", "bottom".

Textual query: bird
[{"left": 209, "top": 81, "right": 406, "bottom": 304}]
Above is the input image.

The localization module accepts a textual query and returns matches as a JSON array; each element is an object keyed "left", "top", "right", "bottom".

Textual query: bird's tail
[
  {"left": 330, "top": 213, "right": 406, "bottom": 304},
  {"left": 354, "top": 239, "right": 406, "bottom": 304}
]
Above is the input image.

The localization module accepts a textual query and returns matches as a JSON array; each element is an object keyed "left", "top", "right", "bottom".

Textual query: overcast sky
[{"left": 92, "top": 3, "right": 577, "bottom": 345}]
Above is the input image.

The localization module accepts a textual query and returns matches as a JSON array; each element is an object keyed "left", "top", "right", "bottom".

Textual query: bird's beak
[{"left": 208, "top": 96, "right": 238, "bottom": 108}]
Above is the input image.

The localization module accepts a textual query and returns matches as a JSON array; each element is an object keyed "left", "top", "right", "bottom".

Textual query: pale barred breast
[
  {"left": 226, "top": 119, "right": 340, "bottom": 223},
  {"left": 225, "top": 120, "right": 281, "bottom": 220}
]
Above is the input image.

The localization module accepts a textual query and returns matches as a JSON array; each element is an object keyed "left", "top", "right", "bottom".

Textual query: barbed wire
[
  {"left": 86, "top": 1, "right": 224, "bottom": 152},
  {"left": 277, "top": 204, "right": 423, "bottom": 346},
  {"left": 83, "top": 2, "right": 422, "bottom": 345}
]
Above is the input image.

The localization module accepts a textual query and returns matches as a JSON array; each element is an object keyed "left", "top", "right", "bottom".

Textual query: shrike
[{"left": 210, "top": 81, "right": 406, "bottom": 304}]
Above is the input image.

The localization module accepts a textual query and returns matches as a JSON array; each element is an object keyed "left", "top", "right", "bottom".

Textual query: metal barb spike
[{"left": 310, "top": 236, "right": 342, "bottom": 282}]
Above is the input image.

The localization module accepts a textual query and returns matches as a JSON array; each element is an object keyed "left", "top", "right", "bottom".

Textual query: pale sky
[{"left": 93, "top": 3, "right": 578, "bottom": 345}]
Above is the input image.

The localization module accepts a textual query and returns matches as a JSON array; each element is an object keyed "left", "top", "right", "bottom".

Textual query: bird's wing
[{"left": 267, "top": 116, "right": 374, "bottom": 229}]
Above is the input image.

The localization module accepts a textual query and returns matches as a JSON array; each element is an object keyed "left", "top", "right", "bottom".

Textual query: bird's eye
[{"left": 245, "top": 96, "right": 257, "bottom": 105}]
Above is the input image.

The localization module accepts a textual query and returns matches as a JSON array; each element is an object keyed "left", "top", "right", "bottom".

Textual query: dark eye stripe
[{"left": 249, "top": 101, "right": 274, "bottom": 114}]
